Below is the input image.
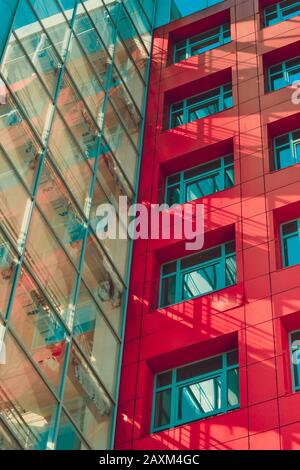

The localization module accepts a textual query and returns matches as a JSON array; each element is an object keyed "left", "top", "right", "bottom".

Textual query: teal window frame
[
  {"left": 267, "top": 55, "right": 300, "bottom": 92},
  {"left": 165, "top": 154, "right": 234, "bottom": 205},
  {"left": 273, "top": 128, "right": 300, "bottom": 170},
  {"left": 169, "top": 83, "right": 233, "bottom": 129},
  {"left": 263, "top": 0, "right": 300, "bottom": 27},
  {"left": 173, "top": 23, "right": 231, "bottom": 64},
  {"left": 159, "top": 241, "right": 236, "bottom": 308},
  {"left": 152, "top": 350, "right": 239, "bottom": 433},
  {"left": 281, "top": 218, "right": 300, "bottom": 268},
  {"left": 290, "top": 330, "right": 300, "bottom": 392}
]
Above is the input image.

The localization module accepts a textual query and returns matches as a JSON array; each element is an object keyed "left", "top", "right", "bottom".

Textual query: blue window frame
[
  {"left": 159, "top": 241, "right": 236, "bottom": 308},
  {"left": 290, "top": 330, "right": 300, "bottom": 391},
  {"left": 273, "top": 128, "right": 300, "bottom": 170},
  {"left": 281, "top": 219, "right": 300, "bottom": 268},
  {"left": 268, "top": 55, "right": 300, "bottom": 92},
  {"left": 169, "top": 83, "right": 233, "bottom": 129},
  {"left": 165, "top": 154, "right": 234, "bottom": 205},
  {"left": 263, "top": 0, "right": 300, "bottom": 27},
  {"left": 152, "top": 350, "right": 239, "bottom": 432},
  {"left": 173, "top": 23, "right": 231, "bottom": 64}
]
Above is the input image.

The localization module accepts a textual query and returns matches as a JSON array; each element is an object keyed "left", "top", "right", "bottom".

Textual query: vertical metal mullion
[
  {"left": 170, "top": 369, "right": 177, "bottom": 428},
  {"left": 221, "top": 156, "right": 225, "bottom": 191},
  {"left": 183, "top": 99, "right": 188, "bottom": 125},
  {"left": 176, "top": 259, "right": 182, "bottom": 303},
  {"left": 221, "top": 353, "right": 227, "bottom": 413},
  {"left": 180, "top": 170, "right": 185, "bottom": 204},
  {"left": 220, "top": 243, "right": 226, "bottom": 290}
]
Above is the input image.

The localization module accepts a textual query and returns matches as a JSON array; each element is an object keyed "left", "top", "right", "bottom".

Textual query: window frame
[
  {"left": 290, "top": 330, "right": 300, "bottom": 392},
  {"left": 159, "top": 241, "right": 236, "bottom": 308},
  {"left": 273, "top": 128, "right": 300, "bottom": 170},
  {"left": 151, "top": 350, "right": 240, "bottom": 433},
  {"left": 267, "top": 54, "right": 300, "bottom": 92},
  {"left": 173, "top": 23, "right": 231, "bottom": 64},
  {"left": 165, "top": 154, "right": 234, "bottom": 205},
  {"left": 169, "top": 83, "right": 233, "bottom": 129},
  {"left": 263, "top": 0, "right": 300, "bottom": 27},
  {"left": 280, "top": 218, "right": 300, "bottom": 268}
]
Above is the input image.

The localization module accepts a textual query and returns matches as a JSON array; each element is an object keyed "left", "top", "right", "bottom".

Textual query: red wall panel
[{"left": 115, "top": 0, "right": 300, "bottom": 450}]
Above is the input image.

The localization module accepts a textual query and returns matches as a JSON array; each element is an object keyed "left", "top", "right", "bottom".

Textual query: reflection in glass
[
  {"left": 63, "top": 344, "right": 113, "bottom": 449},
  {"left": 0, "top": 326, "right": 58, "bottom": 449},
  {"left": 74, "top": 282, "right": 119, "bottom": 394},
  {"left": 9, "top": 269, "right": 68, "bottom": 391}
]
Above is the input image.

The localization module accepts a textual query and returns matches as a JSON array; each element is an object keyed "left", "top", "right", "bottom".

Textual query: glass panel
[
  {"left": 166, "top": 184, "right": 181, "bottom": 205},
  {"left": 14, "top": 19, "right": 61, "bottom": 96},
  {"left": 177, "top": 376, "right": 222, "bottom": 422},
  {"left": 0, "top": 422, "right": 22, "bottom": 450},
  {"left": 66, "top": 35, "right": 105, "bottom": 120},
  {"left": 225, "top": 165, "right": 234, "bottom": 187},
  {"left": 36, "top": 158, "right": 85, "bottom": 266},
  {"left": 74, "top": 282, "right": 119, "bottom": 394},
  {"left": 25, "top": 207, "right": 78, "bottom": 323},
  {"left": 284, "top": 234, "right": 300, "bottom": 267},
  {"left": 96, "top": 149, "right": 133, "bottom": 205},
  {"left": 270, "top": 72, "right": 286, "bottom": 91},
  {"left": 0, "top": 327, "right": 57, "bottom": 450},
  {"left": 117, "top": 14, "right": 148, "bottom": 84},
  {"left": 182, "top": 263, "right": 219, "bottom": 299},
  {"left": 227, "top": 369, "right": 239, "bottom": 407},
  {"left": 227, "top": 350, "right": 238, "bottom": 366},
  {"left": 48, "top": 112, "right": 93, "bottom": 211},
  {"left": 185, "top": 159, "right": 220, "bottom": 179},
  {"left": 56, "top": 410, "right": 88, "bottom": 450},
  {"left": 114, "top": 35, "right": 144, "bottom": 110},
  {"left": 0, "top": 148, "right": 32, "bottom": 249},
  {"left": 157, "top": 371, "right": 172, "bottom": 388},
  {"left": 160, "top": 275, "right": 176, "bottom": 307},
  {"left": 1, "top": 39, "right": 53, "bottom": 139},
  {"left": 85, "top": 0, "right": 116, "bottom": 53},
  {"left": 188, "top": 97, "right": 220, "bottom": 122},
  {"left": 275, "top": 143, "right": 293, "bottom": 169},
  {"left": 186, "top": 173, "right": 222, "bottom": 201},
  {"left": 0, "top": 234, "right": 17, "bottom": 318},
  {"left": 63, "top": 344, "right": 113, "bottom": 449},
  {"left": 154, "top": 389, "right": 171, "bottom": 429},
  {"left": 108, "top": 68, "right": 141, "bottom": 147},
  {"left": 225, "top": 255, "right": 236, "bottom": 286},
  {"left": 103, "top": 100, "right": 138, "bottom": 186},
  {"left": 282, "top": 220, "right": 298, "bottom": 236},
  {"left": 9, "top": 269, "right": 68, "bottom": 391},
  {"left": 293, "top": 362, "right": 300, "bottom": 388},
  {"left": 162, "top": 261, "right": 177, "bottom": 276},
  {"left": 177, "top": 355, "right": 223, "bottom": 382},
  {"left": 28, "top": 0, "right": 72, "bottom": 57},
  {"left": 0, "top": 88, "right": 42, "bottom": 191},
  {"left": 74, "top": 8, "right": 110, "bottom": 89},
  {"left": 291, "top": 330, "right": 300, "bottom": 343},
  {"left": 122, "top": 0, "right": 152, "bottom": 52},
  {"left": 82, "top": 235, "right": 123, "bottom": 332},
  {"left": 181, "top": 246, "right": 221, "bottom": 270},
  {"left": 57, "top": 73, "right": 99, "bottom": 161},
  {"left": 91, "top": 179, "right": 129, "bottom": 280}
]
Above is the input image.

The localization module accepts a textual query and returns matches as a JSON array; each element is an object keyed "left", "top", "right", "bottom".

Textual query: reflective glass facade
[{"left": 0, "top": 0, "right": 154, "bottom": 450}]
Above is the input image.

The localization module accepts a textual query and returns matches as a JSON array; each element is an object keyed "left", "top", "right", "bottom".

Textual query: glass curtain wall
[{"left": 0, "top": 0, "right": 154, "bottom": 450}]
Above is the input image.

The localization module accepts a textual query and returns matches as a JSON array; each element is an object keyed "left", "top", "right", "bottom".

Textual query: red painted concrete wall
[{"left": 115, "top": 0, "right": 300, "bottom": 450}]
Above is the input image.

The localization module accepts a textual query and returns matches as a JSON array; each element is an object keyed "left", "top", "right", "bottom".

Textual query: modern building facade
[
  {"left": 0, "top": 0, "right": 154, "bottom": 450},
  {"left": 2, "top": 0, "right": 300, "bottom": 453},
  {"left": 115, "top": 0, "right": 300, "bottom": 451}
]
